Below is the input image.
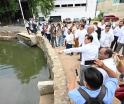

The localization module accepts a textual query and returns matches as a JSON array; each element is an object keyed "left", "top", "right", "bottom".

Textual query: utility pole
[{"left": 18, "top": 0, "right": 25, "bottom": 24}]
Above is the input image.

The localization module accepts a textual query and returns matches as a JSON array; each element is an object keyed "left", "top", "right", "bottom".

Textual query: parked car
[
  {"left": 103, "top": 15, "right": 119, "bottom": 22},
  {"left": 73, "top": 18, "right": 80, "bottom": 22},
  {"left": 63, "top": 18, "right": 71, "bottom": 23},
  {"left": 48, "top": 16, "right": 62, "bottom": 23}
]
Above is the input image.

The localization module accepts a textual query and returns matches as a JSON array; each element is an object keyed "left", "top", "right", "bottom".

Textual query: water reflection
[{"left": 0, "top": 41, "right": 49, "bottom": 104}]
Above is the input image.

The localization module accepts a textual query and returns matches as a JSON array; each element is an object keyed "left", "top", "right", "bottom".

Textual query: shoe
[{"left": 78, "top": 59, "right": 81, "bottom": 61}]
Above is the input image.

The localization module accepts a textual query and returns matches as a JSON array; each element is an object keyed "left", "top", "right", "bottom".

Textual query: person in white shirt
[
  {"left": 64, "top": 29, "right": 74, "bottom": 49},
  {"left": 97, "top": 47, "right": 117, "bottom": 82},
  {"left": 74, "top": 24, "right": 87, "bottom": 46},
  {"left": 59, "top": 35, "right": 99, "bottom": 65},
  {"left": 25, "top": 19, "right": 30, "bottom": 34},
  {"left": 100, "top": 25, "right": 114, "bottom": 48},
  {"left": 98, "top": 20, "right": 106, "bottom": 31},
  {"left": 59, "top": 35, "right": 99, "bottom": 85},
  {"left": 87, "top": 25, "right": 100, "bottom": 48},
  {"left": 111, "top": 20, "right": 124, "bottom": 51},
  {"left": 116, "top": 20, "right": 124, "bottom": 55}
]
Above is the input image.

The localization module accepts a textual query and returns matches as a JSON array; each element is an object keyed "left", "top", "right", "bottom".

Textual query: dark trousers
[
  {"left": 79, "top": 65, "right": 90, "bottom": 85},
  {"left": 111, "top": 36, "right": 118, "bottom": 51},
  {"left": 116, "top": 42, "right": 124, "bottom": 55},
  {"left": 26, "top": 27, "right": 30, "bottom": 34},
  {"left": 66, "top": 44, "right": 72, "bottom": 49},
  {"left": 45, "top": 33, "right": 51, "bottom": 42},
  {"left": 51, "top": 36, "right": 57, "bottom": 48}
]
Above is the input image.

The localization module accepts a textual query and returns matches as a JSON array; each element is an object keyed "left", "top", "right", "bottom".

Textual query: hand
[
  {"left": 58, "top": 50, "right": 63, "bottom": 54},
  {"left": 94, "top": 59, "right": 104, "bottom": 68}
]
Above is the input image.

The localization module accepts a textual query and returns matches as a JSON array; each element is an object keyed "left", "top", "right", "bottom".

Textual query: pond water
[{"left": 0, "top": 41, "right": 49, "bottom": 104}]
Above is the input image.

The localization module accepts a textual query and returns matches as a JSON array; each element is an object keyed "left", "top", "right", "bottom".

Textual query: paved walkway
[{"left": 54, "top": 47, "right": 120, "bottom": 104}]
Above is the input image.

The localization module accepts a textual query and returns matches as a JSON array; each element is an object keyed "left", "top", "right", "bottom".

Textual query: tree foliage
[
  {"left": 0, "top": 0, "right": 18, "bottom": 24},
  {"left": 0, "top": 0, "right": 18, "bottom": 15},
  {"left": 28, "top": 0, "right": 54, "bottom": 17}
]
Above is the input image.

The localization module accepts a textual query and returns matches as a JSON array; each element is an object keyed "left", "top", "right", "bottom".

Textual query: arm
[
  {"left": 94, "top": 59, "right": 117, "bottom": 78},
  {"left": 59, "top": 46, "right": 84, "bottom": 54}
]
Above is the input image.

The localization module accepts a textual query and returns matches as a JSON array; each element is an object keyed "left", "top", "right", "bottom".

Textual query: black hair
[
  {"left": 93, "top": 22, "right": 98, "bottom": 25},
  {"left": 84, "top": 67, "right": 103, "bottom": 90},
  {"left": 104, "top": 47, "right": 113, "bottom": 58},
  {"left": 85, "top": 35, "right": 93, "bottom": 42}
]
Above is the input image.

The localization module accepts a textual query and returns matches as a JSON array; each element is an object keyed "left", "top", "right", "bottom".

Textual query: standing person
[
  {"left": 93, "top": 22, "right": 101, "bottom": 40},
  {"left": 111, "top": 20, "right": 124, "bottom": 51},
  {"left": 45, "top": 23, "right": 51, "bottom": 42},
  {"left": 29, "top": 18, "right": 34, "bottom": 33},
  {"left": 74, "top": 24, "right": 87, "bottom": 61},
  {"left": 39, "top": 22, "right": 45, "bottom": 36},
  {"left": 50, "top": 24, "right": 57, "bottom": 48},
  {"left": 68, "top": 60, "right": 118, "bottom": 104},
  {"left": 56, "top": 23, "right": 63, "bottom": 47},
  {"left": 87, "top": 25, "right": 100, "bottom": 48},
  {"left": 32, "top": 20, "right": 37, "bottom": 34},
  {"left": 64, "top": 29, "right": 74, "bottom": 49},
  {"left": 59, "top": 35, "right": 99, "bottom": 84},
  {"left": 74, "top": 24, "right": 87, "bottom": 47},
  {"left": 116, "top": 22, "right": 124, "bottom": 55},
  {"left": 100, "top": 25, "right": 114, "bottom": 48},
  {"left": 25, "top": 19, "right": 30, "bottom": 34},
  {"left": 88, "top": 17, "right": 91, "bottom": 25}
]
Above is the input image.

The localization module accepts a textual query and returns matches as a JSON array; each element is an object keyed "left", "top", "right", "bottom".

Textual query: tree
[
  {"left": 28, "top": 0, "right": 54, "bottom": 18},
  {"left": 0, "top": 0, "right": 18, "bottom": 24}
]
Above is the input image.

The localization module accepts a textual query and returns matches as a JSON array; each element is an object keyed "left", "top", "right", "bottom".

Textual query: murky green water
[{"left": 0, "top": 41, "right": 49, "bottom": 104}]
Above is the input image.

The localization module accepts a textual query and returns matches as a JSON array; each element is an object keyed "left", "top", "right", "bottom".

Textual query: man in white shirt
[
  {"left": 100, "top": 25, "right": 114, "bottom": 48},
  {"left": 74, "top": 24, "right": 87, "bottom": 46},
  {"left": 97, "top": 47, "right": 117, "bottom": 82},
  {"left": 111, "top": 20, "right": 124, "bottom": 51},
  {"left": 116, "top": 20, "right": 124, "bottom": 55},
  {"left": 87, "top": 25, "right": 100, "bottom": 48},
  {"left": 59, "top": 35, "right": 99, "bottom": 85}
]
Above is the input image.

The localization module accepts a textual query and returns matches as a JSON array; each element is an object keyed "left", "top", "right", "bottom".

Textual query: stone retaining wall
[
  {"left": 0, "top": 31, "right": 18, "bottom": 40},
  {"left": 36, "top": 35, "right": 69, "bottom": 104}
]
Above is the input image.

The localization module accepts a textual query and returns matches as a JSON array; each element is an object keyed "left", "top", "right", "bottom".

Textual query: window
[
  {"left": 75, "top": 4, "right": 81, "bottom": 6},
  {"left": 68, "top": 4, "right": 73, "bottom": 7},
  {"left": 120, "top": 0, "right": 124, "bottom": 3},
  {"left": 61, "top": 4, "right": 67, "bottom": 7},
  {"left": 80, "top": 3, "right": 86, "bottom": 6},
  {"left": 55, "top": 5, "right": 60, "bottom": 7}
]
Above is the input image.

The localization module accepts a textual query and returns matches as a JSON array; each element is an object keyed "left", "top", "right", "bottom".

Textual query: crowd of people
[
  {"left": 25, "top": 17, "right": 124, "bottom": 104},
  {"left": 56, "top": 19, "right": 124, "bottom": 104}
]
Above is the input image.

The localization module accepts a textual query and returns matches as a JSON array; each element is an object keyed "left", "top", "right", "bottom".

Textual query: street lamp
[{"left": 18, "top": 0, "right": 25, "bottom": 24}]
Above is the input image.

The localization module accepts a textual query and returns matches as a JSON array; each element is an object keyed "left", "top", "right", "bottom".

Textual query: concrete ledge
[
  {"left": 36, "top": 35, "right": 69, "bottom": 104},
  {"left": 38, "top": 81, "right": 54, "bottom": 95},
  {"left": 0, "top": 36, "right": 17, "bottom": 40}
]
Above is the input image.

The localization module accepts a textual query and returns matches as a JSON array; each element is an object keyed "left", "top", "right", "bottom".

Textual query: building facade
[
  {"left": 97, "top": 0, "right": 124, "bottom": 18},
  {"left": 38, "top": 0, "right": 97, "bottom": 20}
]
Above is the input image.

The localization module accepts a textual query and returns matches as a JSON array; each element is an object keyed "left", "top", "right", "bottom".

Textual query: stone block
[{"left": 38, "top": 81, "right": 54, "bottom": 95}]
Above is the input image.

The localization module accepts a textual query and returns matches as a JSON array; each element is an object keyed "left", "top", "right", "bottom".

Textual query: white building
[{"left": 38, "top": 0, "right": 97, "bottom": 20}]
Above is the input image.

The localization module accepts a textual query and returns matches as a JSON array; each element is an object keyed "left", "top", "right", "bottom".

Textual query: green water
[{"left": 0, "top": 41, "right": 49, "bottom": 104}]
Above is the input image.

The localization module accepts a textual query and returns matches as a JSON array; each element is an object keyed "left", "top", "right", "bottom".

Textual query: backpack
[{"left": 78, "top": 85, "right": 106, "bottom": 104}]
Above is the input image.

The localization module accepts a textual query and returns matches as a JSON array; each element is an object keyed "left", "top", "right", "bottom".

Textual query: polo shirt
[{"left": 68, "top": 78, "right": 118, "bottom": 104}]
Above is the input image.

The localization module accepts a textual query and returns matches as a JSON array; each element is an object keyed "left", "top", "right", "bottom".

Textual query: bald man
[{"left": 87, "top": 25, "right": 100, "bottom": 48}]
